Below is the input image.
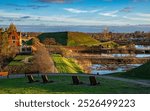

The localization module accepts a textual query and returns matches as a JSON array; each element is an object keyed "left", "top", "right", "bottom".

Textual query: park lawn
[
  {"left": 52, "top": 54, "right": 84, "bottom": 73},
  {"left": 109, "top": 61, "right": 150, "bottom": 79},
  {"left": 0, "top": 75, "right": 149, "bottom": 94}
]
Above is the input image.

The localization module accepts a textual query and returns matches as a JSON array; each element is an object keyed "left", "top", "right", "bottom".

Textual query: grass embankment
[
  {"left": 0, "top": 75, "right": 149, "bottom": 94},
  {"left": 38, "top": 31, "right": 119, "bottom": 48},
  {"left": 8, "top": 55, "right": 32, "bottom": 66},
  {"left": 38, "top": 32, "right": 100, "bottom": 46},
  {"left": 51, "top": 54, "right": 84, "bottom": 73},
  {"left": 67, "top": 32, "right": 100, "bottom": 46},
  {"left": 7, "top": 55, "right": 33, "bottom": 74},
  {"left": 110, "top": 62, "right": 150, "bottom": 79}
]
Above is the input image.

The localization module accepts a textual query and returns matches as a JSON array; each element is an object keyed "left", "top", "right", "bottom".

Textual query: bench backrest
[
  {"left": 72, "top": 76, "right": 80, "bottom": 85},
  {"left": 89, "top": 76, "right": 97, "bottom": 86}
]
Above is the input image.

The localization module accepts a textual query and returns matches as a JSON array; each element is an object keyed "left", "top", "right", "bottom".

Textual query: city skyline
[{"left": 0, "top": 0, "right": 150, "bottom": 26}]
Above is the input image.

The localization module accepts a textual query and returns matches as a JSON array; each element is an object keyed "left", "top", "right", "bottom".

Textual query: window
[
  {"left": 12, "top": 36, "right": 15, "bottom": 40},
  {"left": 27, "top": 48, "right": 31, "bottom": 51},
  {"left": 22, "top": 48, "right": 25, "bottom": 52}
]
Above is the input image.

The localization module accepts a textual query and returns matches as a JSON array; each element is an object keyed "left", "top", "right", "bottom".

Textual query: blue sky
[{"left": 0, "top": 0, "right": 150, "bottom": 26}]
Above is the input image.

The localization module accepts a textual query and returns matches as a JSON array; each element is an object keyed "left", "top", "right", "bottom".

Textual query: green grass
[
  {"left": 8, "top": 55, "right": 33, "bottom": 66},
  {"left": 38, "top": 32, "right": 100, "bottom": 46},
  {"left": 67, "top": 32, "right": 100, "bottom": 46},
  {"left": 8, "top": 61, "right": 25, "bottom": 66},
  {"left": 110, "top": 62, "right": 150, "bottom": 79},
  {"left": 38, "top": 32, "right": 68, "bottom": 45},
  {"left": 14, "top": 55, "right": 32, "bottom": 61},
  {"left": 0, "top": 75, "right": 149, "bottom": 94},
  {"left": 100, "top": 41, "right": 119, "bottom": 48},
  {"left": 38, "top": 31, "right": 119, "bottom": 48},
  {"left": 52, "top": 54, "right": 84, "bottom": 73}
]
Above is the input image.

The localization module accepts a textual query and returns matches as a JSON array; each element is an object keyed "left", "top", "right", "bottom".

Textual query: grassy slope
[
  {"left": 8, "top": 55, "right": 32, "bottom": 66},
  {"left": 100, "top": 41, "right": 119, "bottom": 48},
  {"left": 67, "top": 32, "right": 100, "bottom": 46},
  {"left": 52, "top": 54, "right": 84, "bottom": 73},
  {"left": 0, "top": 76, "right": 149, "bottom": 94},
  {"left": 38, "top": 32, "right": 68, "bottom": 45},
  {"left": 111, "top": 61, "right": 150, "bottom": 79},
  {"left": 38, "top": 32, "right": 100, "bottom": 46}
]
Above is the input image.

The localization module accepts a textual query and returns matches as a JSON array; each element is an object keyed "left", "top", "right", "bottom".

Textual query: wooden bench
[
  {"left": 26, "top": 75, "right": 39, "bottom": 83},
  {"left": 89, "top": 76, "right": 100, "bottom": 86},
  {"left": 72, "top": 76, "right": 83, "bottom": 85},
  {"left": 0, "top": 72, "right": 9, "bottom": 78},
  {"left": 41, "top": 75, "right": 54, "bottom": 83}
]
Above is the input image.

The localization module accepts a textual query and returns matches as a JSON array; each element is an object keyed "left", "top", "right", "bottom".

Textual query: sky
[{"left": 0, "top": 0, "right": 150, "bottom": 26}]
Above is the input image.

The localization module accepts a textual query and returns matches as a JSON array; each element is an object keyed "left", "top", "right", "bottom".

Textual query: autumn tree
[
  {"left": 32, "top": 38, "right": 58, "bottom": 73},
  {"left": 0, "top": 31, "right": 10, "bottom": 55}
]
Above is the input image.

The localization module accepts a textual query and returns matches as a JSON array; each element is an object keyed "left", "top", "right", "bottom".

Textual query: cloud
[
  {"left": 20, "top": 16, "right": 31, "bottom": 19},
  {"left": 136, "top": 13, "right": 150, "bottom": 17},
  {"left": 6, "top": 3, "right": 49, "bottom": 9},
  {"left": 64, "top": 8, "right": 99, "bottom": 13},
  {"left": 103, "top": 0, "right": 113, "bottom": 1},
  {"left": 133, "top": 0, "right": 150, "bottom": 2},
  {"left": 99, "top": 10, "right": 118, "bottom": 17},
  {"left": 120, "top": 7, "right": 133, "bottom": 12},
  {"left": 123, "top": 16, "right": 150, "bottom": 22},
  {"left": 37, "top": 0, "right": 74, "bottom": 3},
  {"left": 0, "top": 9, "right": 129, "bottom": 25}
]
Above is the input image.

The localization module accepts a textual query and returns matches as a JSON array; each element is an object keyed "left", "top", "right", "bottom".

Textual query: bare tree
[{"left": 32, "top": 38, "right": 58, "bottom": 73}]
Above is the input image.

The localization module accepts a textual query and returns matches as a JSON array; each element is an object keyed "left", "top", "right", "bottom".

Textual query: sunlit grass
[
  {"left": 14, "top": 55, "right": 32, "bottom": 61},
  {"left": 52, "top": 54, "right": 84, "bottom": 73},
  {"left": 0, "top": 76, "right": 149, "bottom": 94}
]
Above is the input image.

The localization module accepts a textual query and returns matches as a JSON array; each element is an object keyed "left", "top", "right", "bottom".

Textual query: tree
[
  {"left": 32, "top": 38, "right": 58, "bottom": 73},
  {"left": 1, "top": 31, "right": 10, "bottom": 55}
]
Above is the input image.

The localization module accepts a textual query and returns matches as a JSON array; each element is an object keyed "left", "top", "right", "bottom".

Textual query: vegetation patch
[
  {"left": 110, "top": 61, "right": 150, "bottom": 79},
  {"left": 67, "top": 32, "right": 100, "bottom": 46},
  {"left": 52, "top": 54, "right": 84, "bottom": 73},
  {"left": 38, "top": 32, "right": 68, "bottom": 45},
  {"left": 38, "top": 32, "right": 100, "bottom": 46},
  {"left": 8, "top": 61, "right": 25, "bottom": 66},
  {"left": 14, "top": 55, "right": 32, "bottom": 61},
  {"left": 8, "top": 55, "right": 33, "bottom": 66},
  {"left": 100, "top": 41, "right": 119, "bottom": 48},
  {"left": 0, "top": 76, "right": 149, "bottom": 94}
]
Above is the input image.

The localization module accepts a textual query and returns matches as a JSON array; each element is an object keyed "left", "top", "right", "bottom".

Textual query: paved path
[
  {"left": 100, "top": 76, "right": 150, "bottom": 87},
  {"left": 0, "top": 73, "right": 150, "bottom": 87}
]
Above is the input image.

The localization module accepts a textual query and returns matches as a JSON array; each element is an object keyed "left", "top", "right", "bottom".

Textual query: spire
[{"left": 7, "top": 23, "right": 17, "bottom": 33}]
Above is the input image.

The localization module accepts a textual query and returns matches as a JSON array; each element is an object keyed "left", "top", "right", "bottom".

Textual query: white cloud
[
  {"left": 136, "top": 13, "right": 150, "bottom": 17},
  {"left": 1, "top": 9, "right": 149, "bottom": 26},
  {"left": 123, "top": 16, "right": 150, "bottom": 22},
  {"left": 99, "top": 10, "right": 119, "bottom": 17},
  {"left": 64, "top": 8, "right": 99, "bottom": 13}
]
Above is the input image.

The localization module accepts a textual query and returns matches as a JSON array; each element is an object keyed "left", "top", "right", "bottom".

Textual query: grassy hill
[
  {"left": 38, "top": 32, "right": 100, "bottom": 46},
  {"left": 38, "top": 32, "right": 68, "bottom": 45},
  {"left": 51, "top": 54, "right": 84, "bottom": 73},
  {"left": 67, "top": 32, "right": 100, "bottom": 46},
  {"left": 111, "top": 61, "right": 150, "bottom": 79}
]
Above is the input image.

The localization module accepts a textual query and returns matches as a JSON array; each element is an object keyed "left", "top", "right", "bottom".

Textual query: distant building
[
  {"left": 8, "top": 31, "right": 21, "bottom": 46},
  {"left": 7, "top": 23, "right": 21, "bottom": 47}
]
